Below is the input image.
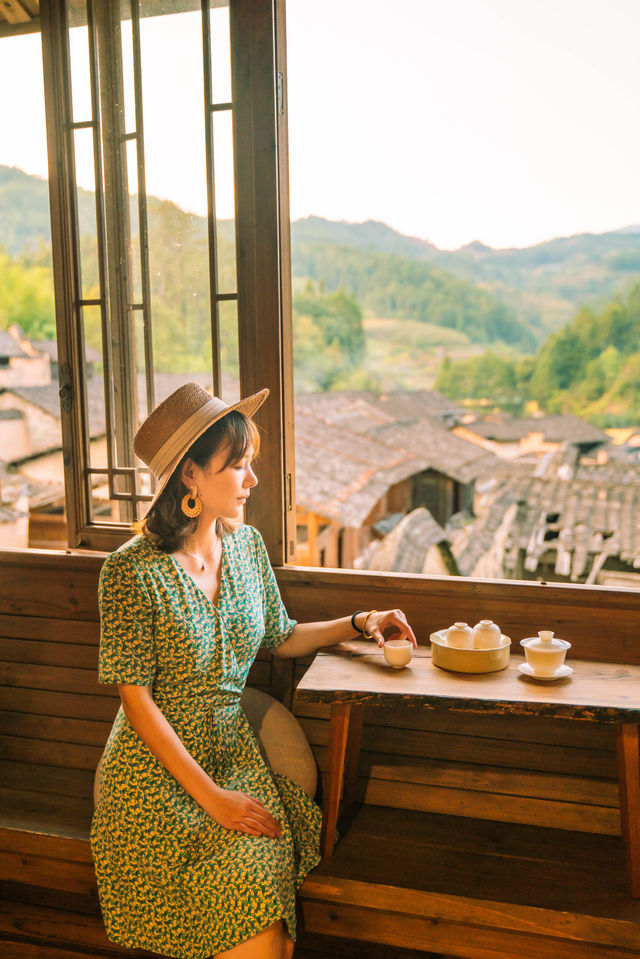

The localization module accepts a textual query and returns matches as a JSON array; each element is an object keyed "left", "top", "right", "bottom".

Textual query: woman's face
[{"left": 186, "top": 443, "right": 258, "bottom": 521}]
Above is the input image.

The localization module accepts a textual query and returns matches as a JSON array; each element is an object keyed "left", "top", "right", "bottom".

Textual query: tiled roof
[
  {"left": 294, "top": 392, "right": 500, "bottom": 526},
  {"left": 467, "top": 414, "right": 608, "bottom": 445},
  {"left": 358, "top": 507, "right": 447, "bottom": 573},
  {"left": 0, "top": 460, "right": 40, "bottom": 509},
  {"left": 4, "top": 379, "right": 497, "bottom": 531},
  {"left": 370, "top": 420, "right": 498, "bottom": 485},
  {"left": 295, "top": 389, "right": 462, "bottom": 425},
  {"left": 294, "top": 410, "right": 424, "bottom": 527},
  {"left": 465, "top": 459, "right": 640, "bottom": 580},
  {"left": 5, "top": 372, "right": 217, "bottom": 452}
]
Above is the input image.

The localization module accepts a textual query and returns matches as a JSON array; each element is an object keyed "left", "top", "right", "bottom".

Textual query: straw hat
[{"left": 133, "top": 382, "right": 269, "bottom": 509}]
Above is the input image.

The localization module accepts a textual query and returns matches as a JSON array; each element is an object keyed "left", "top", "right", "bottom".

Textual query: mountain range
[
  {"left": 3, "top": 163, "right": 640, "bottom": 352},
  {"left": 292, "top": 215, "right": 640, "bottom": 342}
]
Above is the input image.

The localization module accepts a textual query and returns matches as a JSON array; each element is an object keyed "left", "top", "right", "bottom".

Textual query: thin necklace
[{"left": 181, "top": 539, "right": 221, "bottom": 572}]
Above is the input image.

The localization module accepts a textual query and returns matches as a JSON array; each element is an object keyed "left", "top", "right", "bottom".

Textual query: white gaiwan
[{"left": 520, "top": 630, "right": 571, "bottom": 677}]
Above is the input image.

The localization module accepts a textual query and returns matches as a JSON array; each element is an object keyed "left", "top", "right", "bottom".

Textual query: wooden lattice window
[{"left": 41, "top": 0, "right": 295, "bottom": 561}]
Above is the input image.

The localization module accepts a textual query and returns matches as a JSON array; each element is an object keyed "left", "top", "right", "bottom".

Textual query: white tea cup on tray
[
  {"left": 446, "top": 622, "right": 474, "bottom": 649},
  {"left": 472, "top": 620, "right": 502, "bottom": 649}
]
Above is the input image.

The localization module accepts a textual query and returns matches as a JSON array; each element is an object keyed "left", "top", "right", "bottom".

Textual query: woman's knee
[{"left": 215, "top": 919, "right": 286, "bottom": 958}]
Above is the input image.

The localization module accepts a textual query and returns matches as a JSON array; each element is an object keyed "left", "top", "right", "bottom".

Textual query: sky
[{"left": 1, "top": 0, "right": 639, "bottom": 251}]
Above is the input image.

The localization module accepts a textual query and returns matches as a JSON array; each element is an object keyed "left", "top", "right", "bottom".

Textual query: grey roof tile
[{"left": 467, "top": 413, "right": 608, "bottom": 445}]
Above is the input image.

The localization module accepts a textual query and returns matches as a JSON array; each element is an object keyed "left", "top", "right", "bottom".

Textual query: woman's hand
[
  {"left": 206, "top": 787, "right": 282, "bottom": 839},
  {"left": 358, "top": 609, "right": 417, "bottom": 648},
  {"left": 274, "top": 609, "right": 418, "bottom": 659}
]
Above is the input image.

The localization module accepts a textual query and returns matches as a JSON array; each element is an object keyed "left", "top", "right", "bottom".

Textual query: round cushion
[
  {"left": 94, "top": 689, "right": 318, "bottom": 807},
  {"left": 240, "top": 687, "right": 318, "bottom": 798}
]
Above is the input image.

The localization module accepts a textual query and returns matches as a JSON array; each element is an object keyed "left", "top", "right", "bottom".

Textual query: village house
[
  {"left": 455, "top": 412, "right": 609, "bottom": 461},
  {"left": 294, "top": 389, "right": 498, "bottom": 567},
  {"left": 354, "top": 420, "right": 640, "bottom": 587},
  {"left": 0, "top": 325, "right": 51, "bottom": 388},
  {"left": 2, "top": 371, "right": 498, "bottom": 567},
  {"left": 0, "top": 366, "right": 218, "bottom": 548}
]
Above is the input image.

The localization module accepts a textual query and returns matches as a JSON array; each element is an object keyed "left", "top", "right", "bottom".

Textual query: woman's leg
[
  {"left": 283, "top": 930, "right": 294, "bottom": 959},
  {"left": 216, "top": 920, "right": 291, "bottom": 958}
]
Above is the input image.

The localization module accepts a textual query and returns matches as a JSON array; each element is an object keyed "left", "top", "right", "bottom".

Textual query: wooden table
[{"left": 295, "top": 641, "right": 640, "bottom": 897}]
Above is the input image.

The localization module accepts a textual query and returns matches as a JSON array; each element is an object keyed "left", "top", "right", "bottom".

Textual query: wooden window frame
[{"left": 40, "top": 0, "right": 295, "bottom": 563}]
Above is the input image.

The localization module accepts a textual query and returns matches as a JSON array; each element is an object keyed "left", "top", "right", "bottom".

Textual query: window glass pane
[
  {"left": 120, "top": 15, "right": 137, "bottom": 134},
  {"left": 210, "top": 2, "right": 232, "bottom": 105},
  {"left": 84, "top": 304, "right": 106, "bottom": 473},
  {"left": 89, "top": 470, "right": 142, "bottom": 525},
  {"left": 212, "top": 110, "right": 236, "bottom": 293},
  {"left": 218, "top": 298, "right": 240, "bottom": 402},
  {"left": 74, "top": 127, "right": 100, "bottom": 301},
  {"left": 125, "top": 137, "right": 143, "bottom": 304},
  {"left": 69, "top": 23, "right": 92, "bottom": 124},
  {"left": 139, "top": 9, "right": 213, "bottom": 380},
  {"left": 0, "top": 31, "right": 58, "bottom": 548}
]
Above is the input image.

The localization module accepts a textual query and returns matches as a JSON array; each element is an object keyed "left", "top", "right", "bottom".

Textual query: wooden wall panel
[
  {"left": 0, "top": 548, "right": 634, "bottom": 847},
  {"left": 276, "top": 565, "right": 640, "bottom": 665},
  {"left": 0, "top": 550, "right": 102, "bottom": 621}
]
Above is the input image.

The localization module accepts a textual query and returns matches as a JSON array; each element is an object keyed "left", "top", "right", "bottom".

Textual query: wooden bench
[{"left": 1, "top": 548, "right": 640, "bottom": 958}]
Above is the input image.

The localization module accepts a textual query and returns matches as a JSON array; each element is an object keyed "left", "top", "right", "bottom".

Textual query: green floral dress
[{"left": 90, "top": 526, "right": 321, "bottom": 958}]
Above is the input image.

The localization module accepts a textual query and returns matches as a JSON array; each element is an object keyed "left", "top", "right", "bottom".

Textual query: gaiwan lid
[{"left": 521, "top": 630, "right": 571, "bottom": 651}]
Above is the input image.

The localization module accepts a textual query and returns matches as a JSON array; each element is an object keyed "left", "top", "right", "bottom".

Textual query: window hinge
[
  {"left": 285, "top": 472, "right": 292, "bottom": 511},
  {"left": 277, "top": 72, "right": 284, "bottom": 115},
  {"left": 59, "top": 363, "right": 72, "bottom": 413}
]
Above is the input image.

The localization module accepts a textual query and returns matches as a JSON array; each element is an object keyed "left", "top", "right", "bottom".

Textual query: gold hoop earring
[{"left": 181, "top": 489, "right": 202, "bottom": 518}]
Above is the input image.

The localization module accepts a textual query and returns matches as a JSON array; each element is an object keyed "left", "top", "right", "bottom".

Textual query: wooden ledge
[{"left": 301, "top": 876, "right": 640, "bottom": 952}]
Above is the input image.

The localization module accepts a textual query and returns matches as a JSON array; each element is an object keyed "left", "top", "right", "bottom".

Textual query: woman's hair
[{"left": 138, "top": 410, "right": 259, "bottom": 553}]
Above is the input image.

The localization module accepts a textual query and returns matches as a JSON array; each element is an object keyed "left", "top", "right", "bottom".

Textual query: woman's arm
[
  {"left": 272, "top": 608, "right": 417, "bottom": 660},
  {"left": 118, "top": 684, "right": 281, "bottom": 838}
]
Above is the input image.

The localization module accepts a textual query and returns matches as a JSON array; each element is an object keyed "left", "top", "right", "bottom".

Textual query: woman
[{"left": 91, "top": 382, "right": 416, "bottom": 959}]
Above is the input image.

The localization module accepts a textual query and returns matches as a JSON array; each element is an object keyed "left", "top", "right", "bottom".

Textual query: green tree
[
  {"left": 435, "top": 351, "right": 522, "bottom": 410},
  {"left": 0, "top": 249, "right": 56, "bottom": 339},
  {"left": 292, "top": 283, "right": 375, "bottom": 391}
]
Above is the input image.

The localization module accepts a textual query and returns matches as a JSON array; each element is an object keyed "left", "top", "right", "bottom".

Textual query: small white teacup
[{"left": 383, "top": 639, "right": 413, "bottom": 669}]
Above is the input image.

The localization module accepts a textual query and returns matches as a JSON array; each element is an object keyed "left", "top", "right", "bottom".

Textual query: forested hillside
[
  {"left": 293, "top": 215, "right": 640, "bottom": 340},
  {"left": 436, "top": 283, "right": 640, "bottom": 426},
  {"left": 0, "top": 167, "right": 370, "bottom": 384},
  {"left": 3, "top": 164, "right": 640, "bottom": 420},
  {"left": 291, "top": 243, "right": 536, "bottom": 350}
]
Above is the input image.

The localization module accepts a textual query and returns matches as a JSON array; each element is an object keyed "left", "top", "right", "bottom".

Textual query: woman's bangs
[{"left": 220, "top": 413, "right": 260, "bottom": 469}]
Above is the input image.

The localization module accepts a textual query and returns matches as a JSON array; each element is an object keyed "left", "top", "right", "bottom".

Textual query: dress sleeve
[
  {"left": 97, "top": 549, "right": 157, "bottom": 685},
  {"left": 251, "top": 527, "right": 297, "bottom": 650}
]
